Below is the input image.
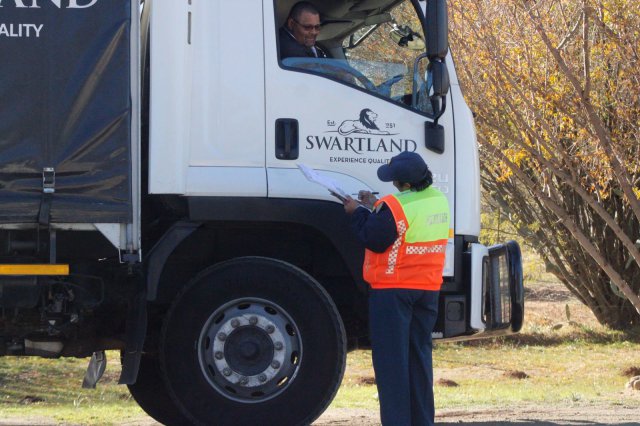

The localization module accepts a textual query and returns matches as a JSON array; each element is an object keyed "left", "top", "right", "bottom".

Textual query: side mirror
[
  {"left": 420, "top": 60, "right": 450, "bottom": 154},
  {"left": 425, "top": 0, "right": 448, "bottom": 59},
  {"left": 422, "top": 0, "right": 450, "bottom": 154},
  {"left": 428, "top": 60, "right": 449, "bottom": 98},
  {"left": 426, "top": 60, "right": 449, "bottom": 122}
]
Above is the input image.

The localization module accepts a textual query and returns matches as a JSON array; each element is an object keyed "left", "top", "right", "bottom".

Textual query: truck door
[
  {"left": 149, "top": 0, "right": 267, "bottom": 197},
  {"left": 263, "top": 0, "right": 455, "bottom": 274}
]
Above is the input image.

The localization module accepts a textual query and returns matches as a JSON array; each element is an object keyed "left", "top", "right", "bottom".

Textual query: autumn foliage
[{"left": 449, "top": 0, "right": 640, "bottom": 328}]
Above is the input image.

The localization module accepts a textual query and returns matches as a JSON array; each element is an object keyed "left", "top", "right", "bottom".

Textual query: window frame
[{"left": 274, "top": 0, "right": 434, "bottom": 119}]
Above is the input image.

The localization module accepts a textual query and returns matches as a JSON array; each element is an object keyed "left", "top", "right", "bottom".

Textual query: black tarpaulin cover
[{"left": 0, "top": 1, "right": 133, "bottom": 224}]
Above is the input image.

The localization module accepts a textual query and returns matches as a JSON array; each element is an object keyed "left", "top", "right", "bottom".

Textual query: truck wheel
[
  {"left": 126, "top": 353, "right": 191, "bottom": 425},
  {"left": 160, "top": 257, "right": 346, "bottom": 426}
]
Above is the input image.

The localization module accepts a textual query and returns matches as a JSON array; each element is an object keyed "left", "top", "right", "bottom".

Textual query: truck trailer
[{"left": 0, "top": 0, "right": 523, "bottom": 424}]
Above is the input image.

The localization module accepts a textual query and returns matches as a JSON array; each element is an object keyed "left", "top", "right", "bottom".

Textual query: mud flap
[
  {"left": 82, "top": 351, "right": 107, "bottom": 389},
  {"left": 119, "top": 272, "right": 147, "bottom": 385}
]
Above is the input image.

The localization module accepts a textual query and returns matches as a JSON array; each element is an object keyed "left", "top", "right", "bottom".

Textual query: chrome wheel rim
[{"left": 198, "top": 298, "right": 302, "bottom": 403}]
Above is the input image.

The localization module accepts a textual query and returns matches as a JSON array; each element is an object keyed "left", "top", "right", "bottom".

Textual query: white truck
[{"left": 0, "top": 0, "right": 523, "bottom": 424}]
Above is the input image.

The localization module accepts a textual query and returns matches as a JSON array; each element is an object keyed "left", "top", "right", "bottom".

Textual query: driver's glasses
[{"left": 293, "top": 19, "right": 321, "bottom": 32}]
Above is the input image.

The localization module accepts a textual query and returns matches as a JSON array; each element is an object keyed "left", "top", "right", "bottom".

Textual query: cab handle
[{"left": 275, "top": 119, "right": 299, "bottom": 160}]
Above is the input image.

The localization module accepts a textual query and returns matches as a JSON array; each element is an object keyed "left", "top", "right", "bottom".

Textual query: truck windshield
[{"left": 280, "top": 1, "right": 432, "bottom": 116}]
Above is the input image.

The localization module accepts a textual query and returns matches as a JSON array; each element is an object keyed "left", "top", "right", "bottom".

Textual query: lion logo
[{"left": 337, "top": 109, "right": 391, "bottom": 136}]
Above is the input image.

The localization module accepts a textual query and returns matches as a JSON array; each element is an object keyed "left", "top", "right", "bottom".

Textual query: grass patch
[
  {"left": 0, "top": 354, "right": 144, "bottom": 425},
  {"left": 332, "top": 338, "right": 640, "bottom": 412},
  {"left": 330, "top": 280, "right": 640, "bottom": 412}
]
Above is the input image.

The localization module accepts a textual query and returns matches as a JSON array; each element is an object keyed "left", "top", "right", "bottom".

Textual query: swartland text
[{"left": 305, "top": 136, "right": 417, "bottom": 154}]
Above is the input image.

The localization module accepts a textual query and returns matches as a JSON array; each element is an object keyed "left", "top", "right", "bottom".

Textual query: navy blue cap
[{"left": 377, "top": 151, "right": 430, "bottom": 183}]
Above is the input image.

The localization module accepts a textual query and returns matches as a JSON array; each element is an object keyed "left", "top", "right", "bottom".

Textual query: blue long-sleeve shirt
[{"left": 350, "top": 204, "right": 398, "bottom": 253}]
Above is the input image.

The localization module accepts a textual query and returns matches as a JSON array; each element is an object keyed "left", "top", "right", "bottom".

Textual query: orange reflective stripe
[
  {"left": 375, "top": 195, "right": 409, "bottom": 276},
  {"left": 378, "top": 195, "right": 406, "bottom": 227}
]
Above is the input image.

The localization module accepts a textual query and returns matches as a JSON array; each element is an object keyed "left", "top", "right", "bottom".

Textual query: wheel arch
[{"left": 145, "top": 197, "right": 369, "bottom": 347}]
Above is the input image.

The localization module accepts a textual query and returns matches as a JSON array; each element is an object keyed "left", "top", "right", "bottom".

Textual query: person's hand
[
  {"left": 357, "top": 190, "right": 378, "bottom": 210},
  {"left": 343, "top": 196, "right": 360, "bottom": 215}
]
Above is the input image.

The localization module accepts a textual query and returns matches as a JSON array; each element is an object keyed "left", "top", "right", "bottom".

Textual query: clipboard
[
  {"left": 328, "top": 190, "right": 347, "bottom": 202},
  {"left": 297, "top": 163, "right": 350, "bottom": 201}
]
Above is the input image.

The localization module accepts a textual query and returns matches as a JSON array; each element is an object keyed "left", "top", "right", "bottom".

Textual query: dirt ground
[
  {"left": 0, "top": 404, "right": 637, "bottom": 426},
  {"left": 2, "top": 404, "right": 638, "bottom": 426},
  {"left": 312, "top": 404, "right": 640, "bottom": 425}
]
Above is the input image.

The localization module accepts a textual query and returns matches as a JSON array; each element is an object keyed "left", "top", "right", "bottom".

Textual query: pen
[{"left": 352, "top": 192, "right": 379, "bottom": 195}]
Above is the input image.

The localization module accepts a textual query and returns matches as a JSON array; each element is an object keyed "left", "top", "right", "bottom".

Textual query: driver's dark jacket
[{"left": 279, "top": 27, "right": 329, "bottom": 59}]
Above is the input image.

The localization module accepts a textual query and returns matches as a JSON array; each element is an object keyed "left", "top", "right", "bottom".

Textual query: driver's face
[{"left": 288, "top": 11, "right": 321, "bottom": 47}]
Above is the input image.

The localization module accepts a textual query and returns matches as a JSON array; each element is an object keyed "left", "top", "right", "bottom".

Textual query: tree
[{"left": 449, "top": 0, "right": 640, "bottom": 328}]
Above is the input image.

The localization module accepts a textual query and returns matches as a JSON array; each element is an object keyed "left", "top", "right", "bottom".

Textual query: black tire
[
  {"left": 126, "top": 353, "right": 191, "bottom": 425},
  {"left": 160, "top": 257, "right": 346, "bottom": 426}
]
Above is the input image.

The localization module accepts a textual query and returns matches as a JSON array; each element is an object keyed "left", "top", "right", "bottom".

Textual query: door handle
[{"left": 275, "top": 119, "right": 299, "bottom": 160}]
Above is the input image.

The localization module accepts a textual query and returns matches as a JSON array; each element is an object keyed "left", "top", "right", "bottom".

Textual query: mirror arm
[
  {"left": 431, "top": 94, "right": 446, "bottom": 125},
  {"left": 412, "top": 52, "right": 429, "bottom": 108}
]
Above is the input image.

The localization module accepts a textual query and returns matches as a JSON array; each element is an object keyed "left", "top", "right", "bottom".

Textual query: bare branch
[
  {"left": 557, "top": 11, "right": 583, "bottom": 50},
  {"left": 484, "top": 143, "right": 640, "bottom": 314},
  {"left": 525, "top": 2, "right": 640, "bottom": 223},
  {"left": 582, "top": 0, "right": 591, "bottom": 100}
]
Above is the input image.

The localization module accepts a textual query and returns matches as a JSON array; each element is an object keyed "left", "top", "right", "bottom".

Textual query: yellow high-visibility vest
[{"left": 363, "top": 187, "right": 450, "bottom": 290}]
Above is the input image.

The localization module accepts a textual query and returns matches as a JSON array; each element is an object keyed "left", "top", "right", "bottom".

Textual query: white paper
[{"left": 297, "top": 163, "right": 349, "bottom": 200}]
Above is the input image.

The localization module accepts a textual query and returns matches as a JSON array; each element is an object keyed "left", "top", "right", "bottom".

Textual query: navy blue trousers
[{"left": 369, "top": 288, "right": 439, "bottom": 426}]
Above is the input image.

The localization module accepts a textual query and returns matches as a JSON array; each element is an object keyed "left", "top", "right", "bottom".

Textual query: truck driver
[{"left": 279, "top": 1, "right": 329, "bottom": 59}]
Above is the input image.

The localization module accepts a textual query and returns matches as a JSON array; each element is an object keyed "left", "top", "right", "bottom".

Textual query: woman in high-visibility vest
[{"left": 343, "top": 151, "right": 450, "bottom": 426}]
